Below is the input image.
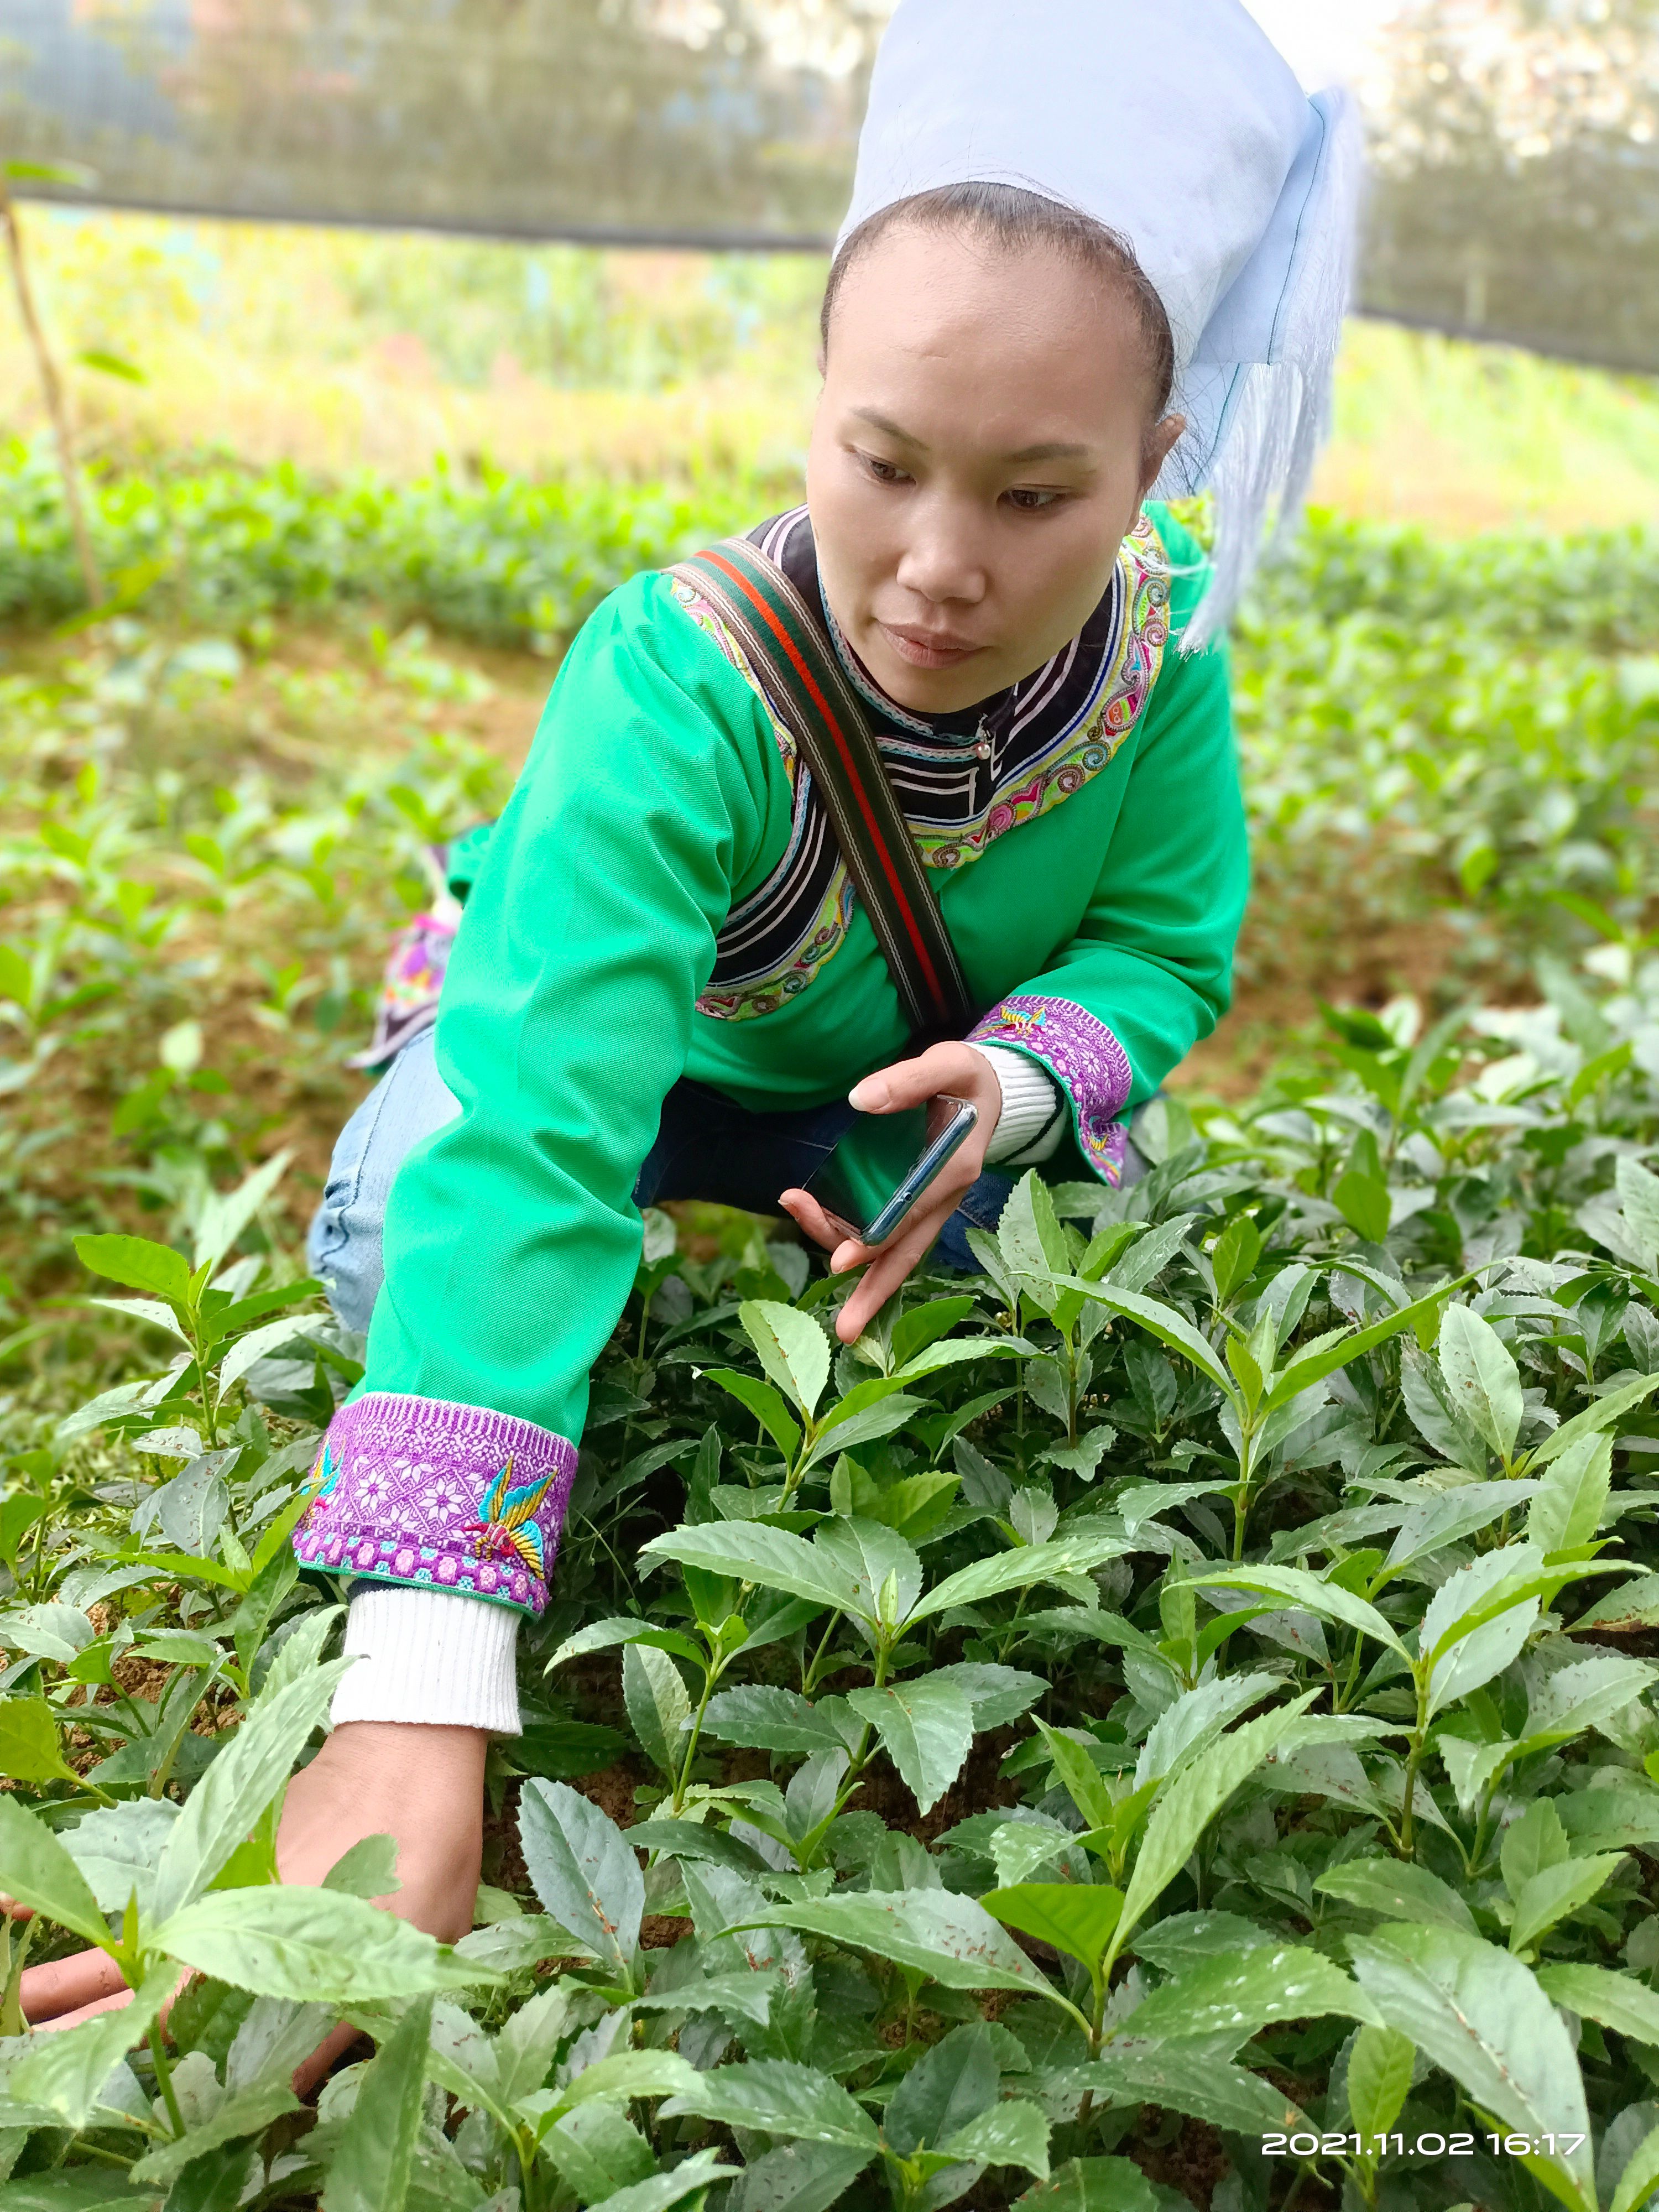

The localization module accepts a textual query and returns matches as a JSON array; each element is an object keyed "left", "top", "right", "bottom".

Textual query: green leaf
[
  {"left": 1570, "top": 1572, "right": 1659, "bottom": 1633},
  {"left": 192, "top": 1149, "right": 293, "bottom": 1276},
  {"left": 1063, "top": 1282, "right": 1232, "bottom": 1394},
  {"left": 727, "top": 2144, "right": 877, "bottom": 2212},
  {"left": 846, "top": 1679, "right": 975, "bottom": 1814},
  {"left": 729, "top": 1889, "right": 1055, "bottom": 1998},
  {"left": 1422, "top": 1549, "right": 1543, "bottom": 1717},
  {"left": 640, "top": 1524, "right": 862, "bottom": 1620},
  {"left": 1314, "top": 1859, "right": 1478, "bottom": 1934},
  {"left": 1610, "top": 2118, "right": 1659, "bottom": 2212},
  {"left": 741, "top": 1300, "right": 831, "bottom": 1419},
  {"left": 982, "top": 1885, "right": 1124, "bottom": 1974},
  {"left": 1125, "top": 1943, "right": 1379, "bottom": 2042},
  {"left": 1115, "top": 1694, "right": 1317, "bottom": 1956},
  {"left": 150, "top": 1657, "right": 352, "bottom": 1922},
  {"left": 1266, "top": 1277, "right": 1465, "bottom": 1409},
  {"left": 1346, "top": 2023, "right": 1415, "bottom": 2139},
  {"left": 6, "top": 1968, "right": 172, "bottom": 2132},
  {"left": 909, "top": 1531, "right": 1134, "bottom": 1624},
  {"left": 587, "top": 2150, "right": 741, "bottom": 2212},
  {"left": 624, "top": 1640, "right": 691, "bottom": 1779},
  {"left": 493, "top": 1982, "right": 574, "bottom": 2106},
  {"left": 1535, "top": 1961, "right": 1659, "bottom": 2045},
  {"left": 706, "top": 1370, "right": 803, "bottom": 1461},
  {"left": 661, "top": 2057, "right": 878, "bottom": 2151},
  {"left": 1509, "top": 1855, "right": 1624, "bottom": 1956},
  {"left": 1054, "top": 2039, "right": 1302, "bottom": 2136},
  {"left": 1210, "top": 1215, "right": 1263, "bottom": 1305},
  {"left": 131, "top": 2080, "right": 301, "bottom": 2185},
  {"left": 0, "top": 1792, "right": 113, "bottom": 1948},
  {"left": 154, "top": 1885, "right": 495, "bottom": 2000},
  {"left": 885, "top": 2022, "right": 1001, "bottom": 2154},
  {"left": 545, "top": 2047, "right": 701, "bottom": 2122},
  {"left": 74, "top": 1232, "right": 192, "bottom": 1304},
  {"left": 1348, "top": 1923, "right": 1594, "bottom": 2212},
  {"left": 542, "top": 2103, "right": 657, "bottom": 2205},
  {"left": 1526, "top": 1431, "right": 1614, "bottom": 1557},
  {"left": 1334, "top": 1170, "right": 1391, "bottom": 1244},
  {"left": 938, "top": 2100, "right": 1051, "bottom": 2182},
  {"left": 518, "top": 1777, "right": 644, "bottom": 1970},
  {"left": 1189, "top": 1565, "right": 1409, "bottom": 1660},
  {"left": 61, "top": 1797, "right": 180, "bottom": 1916},
  {"left": 1030, "top": 1718, "right": 1116, "bottom": 1831},
  {"left": 1438, "top": 1303, "right": 1524, "bottom": 1461},
  {"left": 77, "top": 348, "right": 144, "bottom": 383},
  {"left": 700, "top": 1686, "right": 851, "bottom": 1756},
  {"left": 322, "top": 1833, "right": 401, "bottom": 1900},
  {"left": 0, "top": 1697, "right": 79, "bottom": 1785},
  {"left": 1015, "top": 2161, "right": 1159, "bottom": 2212},
  {"left": 1522, "top": 1371, "right": 1659, "bottom": 1473}
]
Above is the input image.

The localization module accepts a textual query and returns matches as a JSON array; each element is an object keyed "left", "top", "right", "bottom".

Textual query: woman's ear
[{"left": 1140, "top": 412, "right": 1186, "bottom": 497}]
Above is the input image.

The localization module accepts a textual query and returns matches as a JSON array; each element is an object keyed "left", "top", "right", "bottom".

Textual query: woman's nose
[{"left": 893, "top": 505, "right": 990, "bottom": 604}]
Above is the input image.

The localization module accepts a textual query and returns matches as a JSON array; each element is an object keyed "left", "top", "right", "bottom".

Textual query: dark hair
[{"left": 820, "top": 181, "right": 1177, "bottom": 420}]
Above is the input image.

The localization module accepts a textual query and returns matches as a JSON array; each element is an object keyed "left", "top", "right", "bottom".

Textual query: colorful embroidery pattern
[
  {"left": 676, "top": 510, "right": 1173, "bottom": 1023},
  {"left": 293, "top": 1392, "right": 577, "bottom": 1614},
  {"left": 969, "top": 995, "right": 1134, "bottom": 1185}
]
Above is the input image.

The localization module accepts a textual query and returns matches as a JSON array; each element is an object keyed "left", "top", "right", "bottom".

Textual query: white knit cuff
[
  {"left": 975, "top": 1045, "right": 1067, "bottom": 1166},
  {"left": 331, "top": 1587, "right": 522, "bottom": 1734}
]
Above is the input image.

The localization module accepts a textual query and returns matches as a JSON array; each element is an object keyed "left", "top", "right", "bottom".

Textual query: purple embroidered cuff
[
  {"left": 969, "top": 994, "right": 1135, "bottom": 1186},
  {"left": 294, "top": 1393, "right": 577, "bottom": 1615}
]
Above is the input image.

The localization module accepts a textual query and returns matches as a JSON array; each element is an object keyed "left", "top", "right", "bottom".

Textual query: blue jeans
[{"left": 306, "top": 1030, "right": 1026, "bottom": 1333}]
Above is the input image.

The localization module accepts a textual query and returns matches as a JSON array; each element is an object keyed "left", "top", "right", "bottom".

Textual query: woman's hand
[
  {"left": 778, "top": 1039, "right": 1003, "bottom": 1344},
  {"left": 15, "top": 1721, "right": 487, "bottom": 2093}
]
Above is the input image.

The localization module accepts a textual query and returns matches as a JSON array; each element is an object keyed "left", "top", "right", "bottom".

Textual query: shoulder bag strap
[{"left": 669, "top": 536, "right": 974, "bottom": 1041}]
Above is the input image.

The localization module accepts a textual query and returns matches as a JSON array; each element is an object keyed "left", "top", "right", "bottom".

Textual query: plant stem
[
  {"left": 149, "top": 2025, "right": 186, "bottom": 2138},
  {"left": 1, "top": 183, "right": 102, "bottom": 608}
]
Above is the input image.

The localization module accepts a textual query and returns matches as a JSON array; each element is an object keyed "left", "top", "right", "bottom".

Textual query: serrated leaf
[
  {"left": 61, "top": 1796, "right": 180, "bottom": 1915},
  {"left": 660, "top": 2057, "right": 878, "bottom": 2150},
  {"left": 1190, "top": 1564, "right": 1408, "bottom": 1660},
  {"left": 727, "top": 2142, "right": 877, "bottom": 2212},
  {"left": 6, "top": 1969, "right": 172, "bottom": 2132},
  {"left": 1536, "top": 1962, "right": 1659, "bottom": 2045},
  {"left": 1053, "top": 2038, "right": 1302, "bottom": 2136},
  {"left": 0, "top": 1697, "right": 79, "bottom": 1786},
  {"left": 1124, "top": 1944, "right": 1380, "bottom": 2043},
  {"left": 624, "top": 1640, "right": 691, "bottom": 1779},
  {"left": 1439, "top": 1303, "right": 1524, "bottom": 1461},
  {"left": 741, "top": 1301, "right": 831, "bottom": 1419},
  {"left": 518, "top": 1778, "right": 644, "bottom": 1970},
  {"left": 885, "top": 2022, "right": 1002, "bottom": 2155},
  {"left": 730, "top": 1889, "right": 1053, "bottom": 1996},
  {"left": 150, "top": 1657, "right": 352, "bottom": 1921},
  {"left": 590, "top": 2150, "right": 742, "bottom": 2212},
  {"left": 1509, "top": 1854, "right": 1624, "bottom": 1955},
  {"left": 1115, "top": 1695, "right": 1317, "bottom": 1955},
  {"left": 1526, "top": 1432, "right": 1614, "bottom": 1557},
  {"left": 74, "top": 1232, "right": 192, "bottom": 1303},
  {"left": 699, "top": 1686, "right": 851, "bottom": 1756},
  {"left": 1315, "top": 1859, "right": 1478, "bottom": 1933},
  {"left": 983, "top": 1885, "right": 1124, "bottom": 1973},
  {"left": 131, "top": 2079, "right": 301, "bottom": 2184},
  {"left": 846, "top": 1679, "right": 975, "bottom": 1814},
  {"left": 1348, "top": 1923, "right": 1594, "bottom": 2212},
  {"left": 154, "top": 1885, "right": 494, "bottom": 2000},
  {"left": 939, "top": 2099, "right": 1050, "bottom": 2182},
  {"left": 1610, "top": 2118, "right": 1659, "bottom": 2212},
  {"left": 1347, "top": 2023, "right": 1415, "bottom": 2139},
  {"left": 0, "top": 1792, "right": 112, "bottom": 1947},
  {"left": 910, "top": 1532, "right": 1133, "bottom": 1624},
  {"left": 706, "top": 1370, "right": 803, "bottom": 1461},
  {"left": 640, "top": 1524, "right": 862, "bottom": 1619},
  {"left": 1063, "top": 1282, "right": 1232, "bottom": 1392}
]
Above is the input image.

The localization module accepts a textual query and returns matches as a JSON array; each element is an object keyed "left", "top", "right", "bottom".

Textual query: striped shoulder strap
[{"left": 669, "top": 536, "right": 973, "bottom": 1042}]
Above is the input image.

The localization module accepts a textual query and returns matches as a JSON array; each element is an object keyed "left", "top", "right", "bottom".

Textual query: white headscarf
[{"left": 839, "top": 0, "right": 1363, "bottom": 645}]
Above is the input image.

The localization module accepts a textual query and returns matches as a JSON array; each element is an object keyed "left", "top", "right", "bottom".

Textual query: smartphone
[{"left": 811, "top": 1095, "right": 979, "bottom": 1247}]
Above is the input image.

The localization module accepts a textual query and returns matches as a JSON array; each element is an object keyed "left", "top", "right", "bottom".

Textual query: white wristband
[
  {"left": 331, "top": 1587, "right": 522, "bottom": 1734},
  {"left": 974, "top": 1045, "right": 1067, "bottom": 1166}
]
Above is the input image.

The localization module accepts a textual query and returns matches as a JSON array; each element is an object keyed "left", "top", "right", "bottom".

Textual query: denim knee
[{"left": 307, "top": 1030, "right": 460, "bottom": 1334}]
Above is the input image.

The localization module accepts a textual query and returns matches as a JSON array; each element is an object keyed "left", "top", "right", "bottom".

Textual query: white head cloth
[{"left": 840, "top": 0, "right": 1363, "bottom": 645}]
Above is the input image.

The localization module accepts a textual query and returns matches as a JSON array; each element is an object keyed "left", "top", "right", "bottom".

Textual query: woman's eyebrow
[
  {"left": 1004, "top": 440, "right": 1093, "bottom": 463},
  {"left": 851, "top": 406, "right": 926, "bottom": 449}
]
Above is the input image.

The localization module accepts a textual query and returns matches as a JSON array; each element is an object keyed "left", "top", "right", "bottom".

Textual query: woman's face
[{"left": 807, "top": 224, "right": 1184, "bottom": 716}]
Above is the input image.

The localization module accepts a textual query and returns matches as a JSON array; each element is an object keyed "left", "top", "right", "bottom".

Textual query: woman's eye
[
  {"left": 1006, "top": 487, "right": 1063, "bottom": 512},
  {"left": 859, "top": 452, "right": 909, "bottom": 485}
]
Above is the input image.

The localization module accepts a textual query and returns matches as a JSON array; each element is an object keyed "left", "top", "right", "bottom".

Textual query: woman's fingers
[
  {"left": 776, "top": 1189, "right": 859, "bottom": 1254},
  {"left": 32, "top": 1985, "right": 135, "bottom": 2033},
  {"left": 20, "top": 1946, "right": 130, "bottom": 2024}
]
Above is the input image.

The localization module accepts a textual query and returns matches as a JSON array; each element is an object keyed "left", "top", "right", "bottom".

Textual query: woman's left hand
[{"left": 778, "top": 1039, "right": 1003, "bottom": 1344}]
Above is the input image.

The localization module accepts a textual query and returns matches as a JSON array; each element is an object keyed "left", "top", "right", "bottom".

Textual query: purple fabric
[
  {"left": 346, "top": 911, "right": 457, "bottom": 1072},
  {"left": 294, "top": 1392, "right": 577, "bottom": 1614},
  {"left": 970, "top": 994, "right": 1134, "bottom": 1185}
]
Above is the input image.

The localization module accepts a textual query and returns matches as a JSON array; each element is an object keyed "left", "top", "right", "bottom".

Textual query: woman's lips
[{"left": 877, "top": 622, "right": 984, "bottom": 671}]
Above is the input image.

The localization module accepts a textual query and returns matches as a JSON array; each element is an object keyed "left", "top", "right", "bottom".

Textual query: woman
[{"left": 22, "top": 0, "right": 1357, "bottom": 2030}]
